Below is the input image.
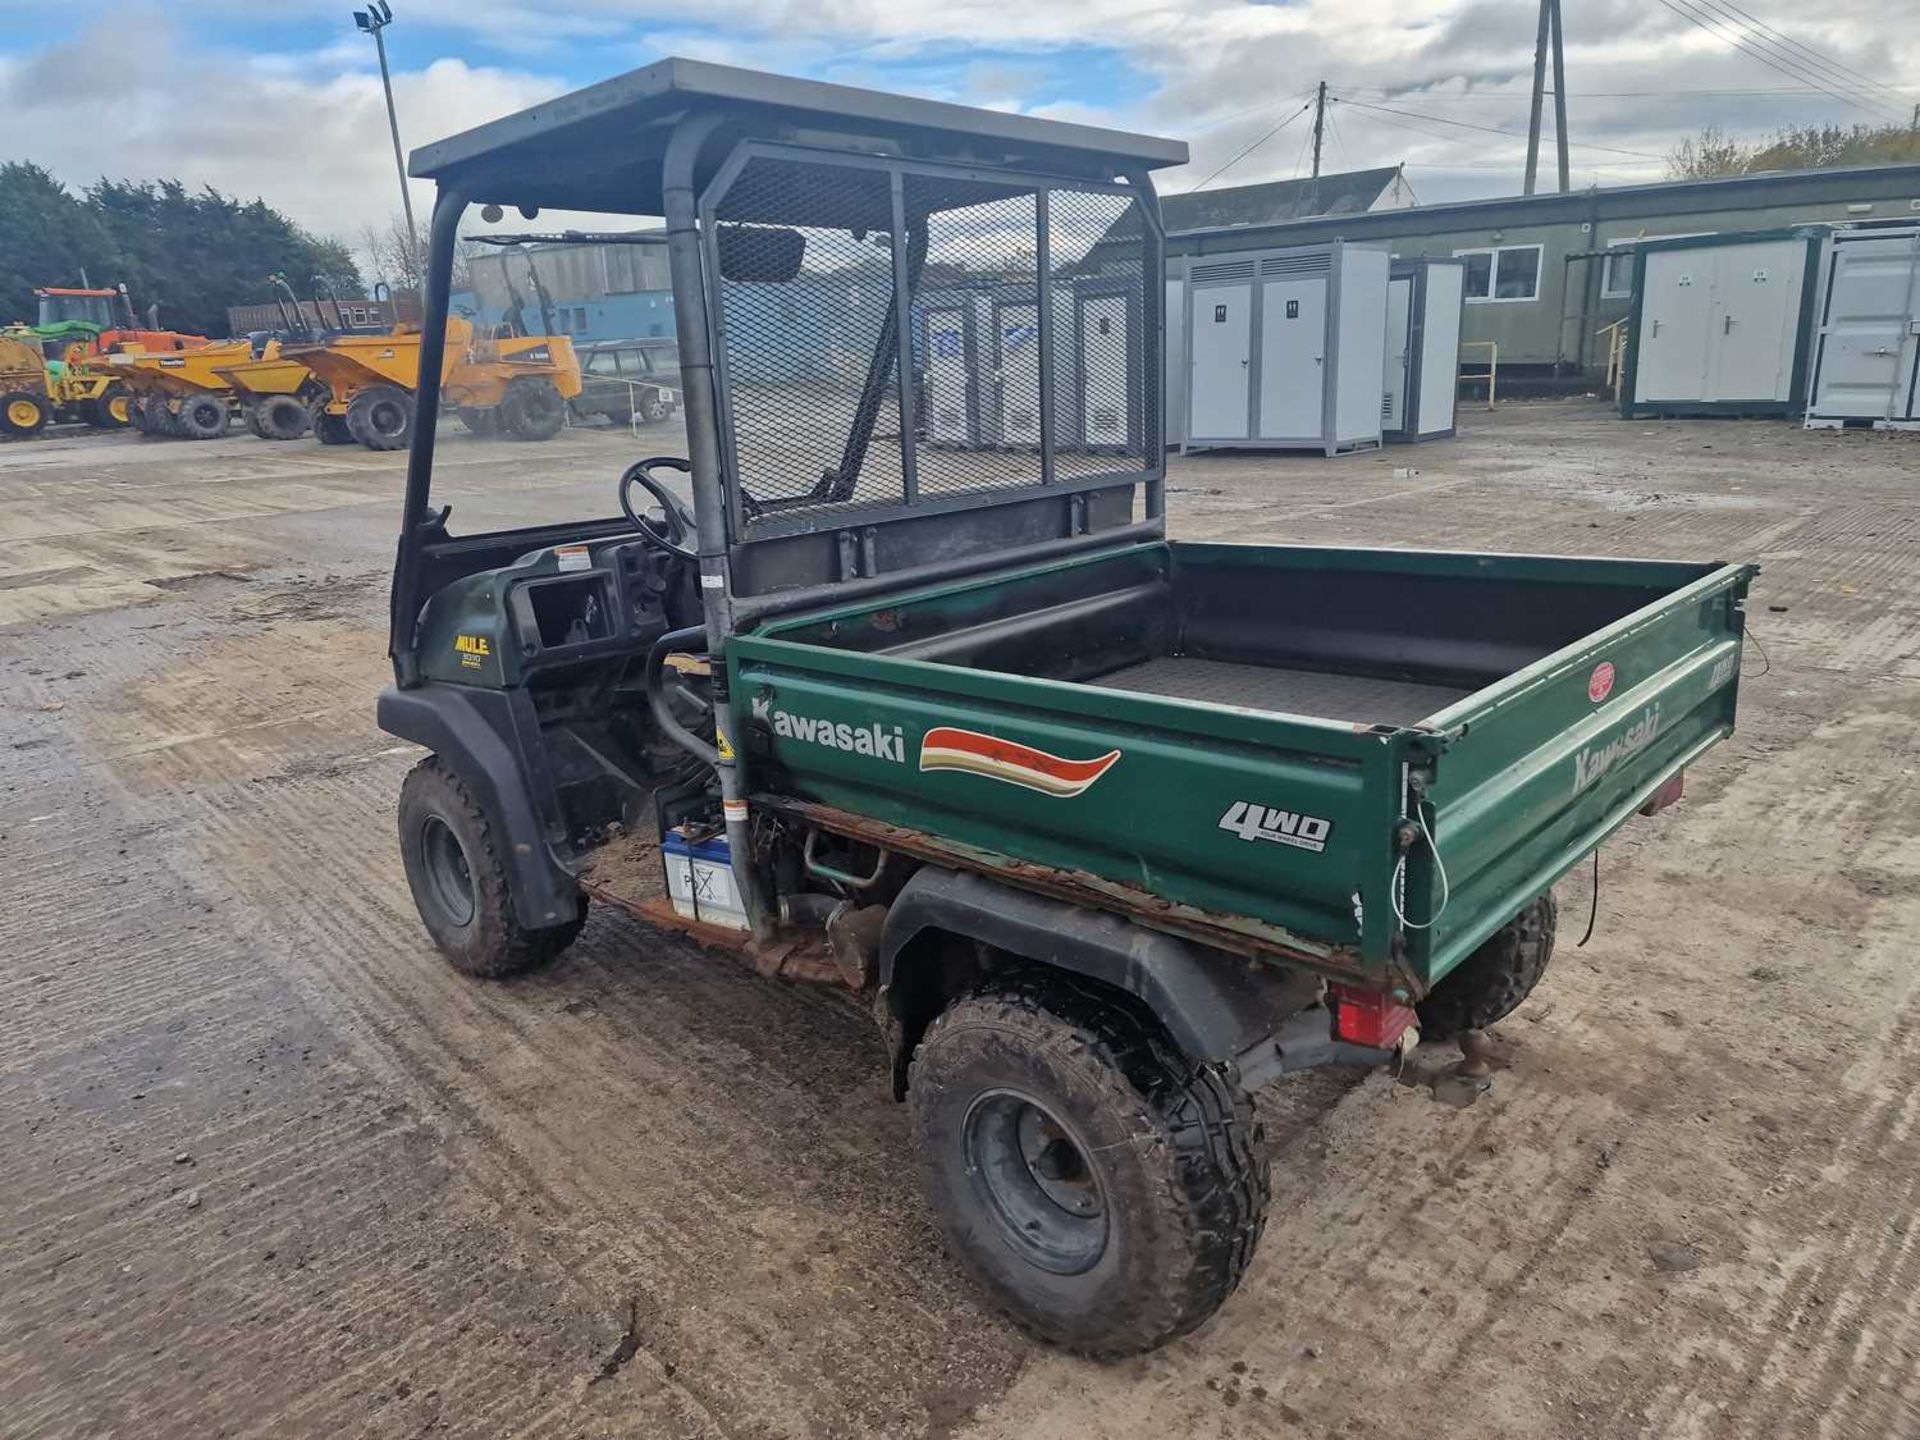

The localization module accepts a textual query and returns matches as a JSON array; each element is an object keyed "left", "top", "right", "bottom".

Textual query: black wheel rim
[
  {"left": 420, "top": 816, "right": 476, "bottom": 927},
  {"left": 964, "top": 1090, "right": 1108, "bottom": 1275}
]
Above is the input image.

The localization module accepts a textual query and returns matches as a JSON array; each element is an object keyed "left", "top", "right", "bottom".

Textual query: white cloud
[{"left": 6, "top": 0, "right": 1915, "bottom": 257}]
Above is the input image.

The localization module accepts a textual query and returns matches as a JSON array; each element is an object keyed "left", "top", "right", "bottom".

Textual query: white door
[
  {"left": 923, "top": 306, "right": 972, "bottom": 444},
  {"left": 1188, "top": 283, "right": 1252, "bottom": 439},
  {"left": 1702, "top": 241, "right": 1803, "bottom": 403},
  {"left": 1416, "top": 262, "right": 1464, "bottom": 437},
  {"left": 1257, "top": 276, "right": 1326, "bottom": 440},
  {"left": 1810, "top": 235, "right": 1920, "bottom": 420},
  {"left": 1079, "top": 294, "right": 1129, "bottom": 447},
  {"left": 1383, "top": 275, "right": 1412, "bottom": 431},
  {"left": 1164, "top": 278, "right": 1186, "bottom": 445},
  {"left": 994, "top": 301, "right": 1041, "bottom": 445},
  {"left": 1635, "top": 250, "right": 1715, "bottom": 402}
]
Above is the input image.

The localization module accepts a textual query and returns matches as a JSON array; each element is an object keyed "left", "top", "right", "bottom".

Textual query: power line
[
  {"left": 1335, "top": 96, "right": 1669, "bottom": 159},
  {"left": 1650, "top": 0, "right": 1899, "bottom": 120},
  {"left": 1681, "top": 0, "right": 1900, "bottom": 105},
  {"left": 1334, "top": 86, "right": 1917, "bottom": 100},
  {"left": 1178, "top": 97, "right": 1315, "bottom": 192},
  {"left": 1695, "top": 0, "right": 1907, "bottom": 105}
]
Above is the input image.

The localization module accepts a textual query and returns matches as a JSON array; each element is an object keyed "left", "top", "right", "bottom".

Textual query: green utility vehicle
[{"left": 382, "top": 60, "right": 1755, "bottom": 1356}]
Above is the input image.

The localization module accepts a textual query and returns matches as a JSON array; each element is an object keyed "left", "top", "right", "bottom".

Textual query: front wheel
[
  {"left": 1, "top": 391, "right": 50, "bottom": 437},
  {"left": 909, "top": 974, "right": 1268, "bottom": 1357},
  {"left": 500, "top": 377, "right": 565, "bottom": 441},
  {"left": 397, "top": 757, "right": 585, "bottom": 977},
  {"left": 346, "top": 384, "right": 415, "bottom": 450}
]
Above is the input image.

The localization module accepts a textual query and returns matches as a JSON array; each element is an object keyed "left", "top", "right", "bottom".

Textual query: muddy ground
[{"left": 2, "top": 403, "right": 1916, "bottom": 1439}]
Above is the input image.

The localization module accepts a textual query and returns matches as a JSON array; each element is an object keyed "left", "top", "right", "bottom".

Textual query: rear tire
[
  {"left": 637, "top": 392, "right": 668, "bottom": 424},
  {"left": 257, "top": 393, "right": 311, "bottom": 441},
  {"left": 501, "top": 377, "right": 565, "bottom": 441},
  {"left": 346, "top": 384, "right": 414, "bottom": 450},
  {"left": 175, "top": 393, "right": 229, "bottom": 439},
  {"left": 1, "top": 391, "right": 49, "bottom": 437},
  {"left": 1415, "top": 892, "right": 1558, "bottom": 1040},
  {"left": 909, "top": 973, "right": 1268, "bottom": 1357},
  {"left": 397, "top": 756, "right": 585, "bottom": 978}
]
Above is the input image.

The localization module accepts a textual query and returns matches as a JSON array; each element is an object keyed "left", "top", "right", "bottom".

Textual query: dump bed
[{"left": 728, "top": 541, "right": 1753, "bottom": 995}]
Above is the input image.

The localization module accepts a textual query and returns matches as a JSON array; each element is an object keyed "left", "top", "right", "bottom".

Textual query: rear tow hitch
[{"left": 1394, "top": 1029, "right": 1495, "bottom": 1109}]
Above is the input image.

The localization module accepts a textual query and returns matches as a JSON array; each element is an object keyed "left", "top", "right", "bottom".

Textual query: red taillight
[
  {"left": 1329, "top": 984, "right": 1417, "bottom": 1050},
  {"left": 1640, "top": 769, "right": 1685, "bottom": 816}
]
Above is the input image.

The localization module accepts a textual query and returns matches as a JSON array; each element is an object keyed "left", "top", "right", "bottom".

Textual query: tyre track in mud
[{"left": 36, "top": 586, "right": 1041, "bottom": 1437}]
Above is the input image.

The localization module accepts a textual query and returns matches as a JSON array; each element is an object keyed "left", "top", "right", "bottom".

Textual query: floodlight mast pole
[{"left": 355, "top": 3, "right": 420, "bottom": 268}]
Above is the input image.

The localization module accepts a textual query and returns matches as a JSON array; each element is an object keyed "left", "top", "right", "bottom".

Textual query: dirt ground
[{"left": 2, "top": 403, "right": 1916, "bottom": 1440}]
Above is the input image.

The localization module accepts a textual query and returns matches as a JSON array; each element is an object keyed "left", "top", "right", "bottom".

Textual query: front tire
[
  {"left": 909, "top": 974, "right": 1268, "bottom": 1357},
  {"left": 1, "top": 391, "right": 49, "bottom": 437},
  {"left": 346, "top": 384, "right": 415, "bottom": 450},
  {"left": 175, "top": 393, "right": 229, "bottom": 439},
  {"left": 397, "top": 757, "right": 585, "bottom": 978},
  {"left": 1416, "top": 892, "right": 1558, "bottom": 1040},
  {"left": 309, "top": 401, "right": 355, "bottom": 445},
  {"left": 501, "top": 377, "right": 565, "bottom": 441},
  {"left": 256, "top": 393, "right": 311, "bottom": 440}
]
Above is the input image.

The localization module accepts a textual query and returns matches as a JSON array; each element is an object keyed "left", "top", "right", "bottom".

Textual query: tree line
[
  {"left": 1667, "top": 121, "right": 1920, "bottom": 180},
  {"left": 0, "top": 161, "right": 364, "bottom": 339}
]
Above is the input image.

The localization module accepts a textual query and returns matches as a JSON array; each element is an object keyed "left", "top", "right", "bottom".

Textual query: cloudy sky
[{"left": 3, "top": 0, "right": 1914, "bottom": 265}]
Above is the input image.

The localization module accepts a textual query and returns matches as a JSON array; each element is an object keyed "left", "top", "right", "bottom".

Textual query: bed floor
[{"left": 1087, "top": 656, "right": 1472, "bottom": 725}]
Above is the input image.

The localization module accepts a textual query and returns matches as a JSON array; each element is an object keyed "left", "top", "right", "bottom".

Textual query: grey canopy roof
[{"left": 409, "top": 58, "right": 1189, "bottom": 217}]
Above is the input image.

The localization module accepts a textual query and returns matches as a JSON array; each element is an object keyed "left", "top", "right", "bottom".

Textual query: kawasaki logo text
[
  {"left": 771, "top": 710, "right": 905, "bottom": 763},
  {"left": 1572, "top": 704, "right": 1661, "bottom": 796}
]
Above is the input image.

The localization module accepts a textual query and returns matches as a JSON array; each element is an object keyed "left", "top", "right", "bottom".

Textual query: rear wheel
[
  {"left": 1, "top": 391, "right": 49, "bottom": 437},
  {"left": 346, "top": 384, "right": 414, "bottom": 450},
  {"left": 1415, "top": 892, "right": 1558, "bottom": 1040},
  {"left": 243, "top": 403, "right": 271, "bottom": 439},
  {"left": 909, "top": 973, "right": 1268, "bottom": 1357},
  {"left": 501, "top": 377, "right": 565, "bottom": 441},
  {"left": 637, "top": 391, "right": 668, "bottom": 424},
  {"left": 397, "top": 757, "right": 585, "bottom": 978},
  {"left": 174, "top": 393, "right": 229, "bottom": 439},
  {"left": 257, "top": 393, "right": 311, "bottom": 441}
]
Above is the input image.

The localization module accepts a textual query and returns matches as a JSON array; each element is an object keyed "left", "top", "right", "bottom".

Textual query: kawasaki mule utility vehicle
[{"left": 383, "top": 60, "right": 1755, "bottom": 1356}]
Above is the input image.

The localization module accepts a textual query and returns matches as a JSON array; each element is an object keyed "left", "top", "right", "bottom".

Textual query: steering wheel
[{"left": 618, "top": 457, "right": 699, "bottom": 562}]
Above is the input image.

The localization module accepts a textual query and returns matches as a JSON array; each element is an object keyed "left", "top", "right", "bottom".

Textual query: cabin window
[{"left": 1454, "top": 244, "right": 1544, "bottom": 303}]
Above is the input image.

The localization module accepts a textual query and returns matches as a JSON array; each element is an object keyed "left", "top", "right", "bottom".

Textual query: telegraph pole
[
  {"left": 1311, "top": 80, "right": 1328, "bottom": 179},
  {"left": 1523, "top": 0, "right": 1551, "bottom": 194},
  {"left": 1549, "top": 0, "right": 1570, "bottom": 192},
  {"left": 1524, "top": 0, "right": 1572, "bottom": 195}
]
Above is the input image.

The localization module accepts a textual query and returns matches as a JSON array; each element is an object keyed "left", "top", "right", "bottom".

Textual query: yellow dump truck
[
  {"left": 290, "top": 317, "right": 581, "bottom": 450},
  {"left": 100, "top": 339, "right": 261, "bottom": 439}
]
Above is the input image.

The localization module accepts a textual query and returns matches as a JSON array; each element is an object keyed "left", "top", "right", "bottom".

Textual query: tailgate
[{"left": 1410, "top": 561, "right": 1756, "bottom": 988}]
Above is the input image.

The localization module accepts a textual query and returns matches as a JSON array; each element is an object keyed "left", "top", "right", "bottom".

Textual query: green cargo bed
[{"left": 730, "top": 539, "right": 1754, "bottom": 995}]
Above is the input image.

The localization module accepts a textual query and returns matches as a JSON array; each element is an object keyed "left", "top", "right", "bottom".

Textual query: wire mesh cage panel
[{"left": 705, "top": 147, "right": 1157, "bottom": 540}]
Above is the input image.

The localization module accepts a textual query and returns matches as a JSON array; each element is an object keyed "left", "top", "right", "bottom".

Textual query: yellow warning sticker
[{"left": 715, "top": 726, "right": 735, "bottom": 761}]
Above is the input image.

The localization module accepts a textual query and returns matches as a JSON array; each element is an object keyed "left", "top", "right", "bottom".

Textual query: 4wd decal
[
  {"left": 771, "top": 710, "right": 906, "bottom": 762},
  {"left": 1218, "top": 801, "right": 1332, "bottom": 852},
  {"left": 919, "top": 727, "right": 1120, "bottom": 798},
  {"left": 1572, "top": 704, "right": 1661, "bottom": 796}
]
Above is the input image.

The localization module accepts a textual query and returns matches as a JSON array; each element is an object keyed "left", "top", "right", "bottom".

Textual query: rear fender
[
  {"left": 377, "top": 683, "right": 582, "bottom": 928},
  {"left": 877, "top": 866, "right": 1319, "bottom": 1098}
]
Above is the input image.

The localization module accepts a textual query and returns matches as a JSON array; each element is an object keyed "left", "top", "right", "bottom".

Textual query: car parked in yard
[{"left": 574, "top": 339, "right": 681, "bottom": 427}]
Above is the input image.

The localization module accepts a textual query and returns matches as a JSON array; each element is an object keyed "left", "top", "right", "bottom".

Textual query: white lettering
[
  {"left": 1571, "top": 704, "right": 1662, "bottom": 796},
  {"left": 767, "top": 711, "right": 905, "bottom": 764}
]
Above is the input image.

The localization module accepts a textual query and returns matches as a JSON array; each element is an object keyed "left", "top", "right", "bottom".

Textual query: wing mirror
[{"left": 717, "top": 225, "right": 807, "bottom": 283}]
